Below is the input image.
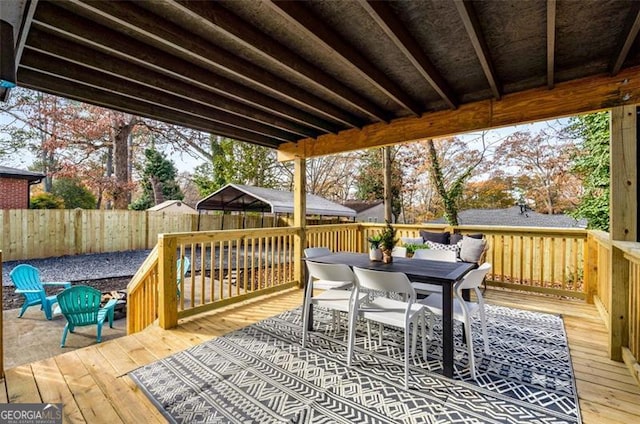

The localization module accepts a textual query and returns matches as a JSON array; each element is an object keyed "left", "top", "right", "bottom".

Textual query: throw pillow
[
  {"left": 459, "top": 236, "right": 487, "bottom": 263},
  {"left": 420, "top": 230, "right": 450, "bottom": 245},
  {"left": 449, "top": 233, "right": 463, "bottom": 245},
  {"left": 426, "top": 240, "right": 458, "bottom": 252},
  {"left": 401, "top": 237, "right": 425, "bottom": 246},
  {"left": 466, "top": 233, "right": 484, "bottom": 240}
]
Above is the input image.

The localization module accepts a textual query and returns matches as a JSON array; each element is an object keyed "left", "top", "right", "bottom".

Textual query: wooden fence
[{"left": 0, "top": 209, "right": 283, "bottom": 261}]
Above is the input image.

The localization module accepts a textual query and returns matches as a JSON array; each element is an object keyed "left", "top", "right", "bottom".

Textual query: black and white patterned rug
[{"left": 130, "top": 305, "right": 580, "bottom": 423}]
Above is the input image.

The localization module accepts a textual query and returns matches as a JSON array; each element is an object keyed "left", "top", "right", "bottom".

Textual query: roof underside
[
  {"left": 3, "top": 0, "right": 640, "bottom": 153},
  {"left": 196, "top": 184, "right": 356, "bottom": 217}
]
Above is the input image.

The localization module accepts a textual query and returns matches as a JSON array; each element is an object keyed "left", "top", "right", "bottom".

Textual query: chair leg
[
  {"left": 301, "top": 292, "right": 312, "bottom": 348},
  {"left": 479, "top": 306, "right": 490, "bottom": 355},
  {"left": 411, "top": 319, "right": 417, "bottom": 356},
  {"left": 60, "top": 324, "right": 70, "bottom": 348},
  {"left": 44, "top": 300, "right": 54, "bottom": 320},
  {"left": 463, "top": 317, "right": 476, "bottom": 380},
  {"left": 18, "top": 303, "right": 29, "bottom": 318},
  {"left": 366, "top": 321, "right": 372, "bottom": 349},
  {"left": 404, "top": 327, "right": 410, "bottom": 390},
  {"left": 378, "top": 323, "right": 383, "bottom": 346},
  {"left": 97, "top": 323, "right": 103, "bottom": 343},
  {"left": 421, "top": 313, "right": 427, "bottom": 360},
  {"left": 346, "top": 303, "right": 359, "bottom": 367}
]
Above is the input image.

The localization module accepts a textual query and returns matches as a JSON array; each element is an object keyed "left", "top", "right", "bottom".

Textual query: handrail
[{"left": 126, "top": 245, "right": 159, "bottom": 334}]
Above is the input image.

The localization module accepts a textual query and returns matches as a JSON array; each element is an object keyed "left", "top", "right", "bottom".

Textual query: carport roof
[{"left": 196, "top": 184, "right": 356, "bottom": 217}]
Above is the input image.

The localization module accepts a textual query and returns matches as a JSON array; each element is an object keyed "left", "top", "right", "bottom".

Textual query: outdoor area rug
[{"left": 130, "top": 305, "right": 580, "bottom": 423}]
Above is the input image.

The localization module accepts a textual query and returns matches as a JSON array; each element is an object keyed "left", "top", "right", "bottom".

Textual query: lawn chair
[
  {"left": 176, "top": 256, "right": 190, "bottom": 299},
  {"left": 9, "top": 264, "right": 71, "bottom": 320},
  {"left": 56, "top": 285, "right": 117, "bottom": 347}
]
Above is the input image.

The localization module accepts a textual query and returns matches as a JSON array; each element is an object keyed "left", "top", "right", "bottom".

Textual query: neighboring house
[
  {"left": 342, "top": 200, "right": 385, "bottom": 223},
  {"left": 0, "top": 166, "right": 44, "bottom": 209},
  {"left": 429, "top": 205, "right": 587, "bottom": 228},
  {"left": 147, "top": 200, "right": 197, "bottom": 214}
]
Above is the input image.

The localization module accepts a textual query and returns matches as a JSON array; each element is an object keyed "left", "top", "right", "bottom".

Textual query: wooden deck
[{"left": 1, "top": 288, "right": 639, "bottom": 423}]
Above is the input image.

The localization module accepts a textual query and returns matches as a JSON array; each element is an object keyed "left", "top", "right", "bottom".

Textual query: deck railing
[{"left": 126, "top": 227, "right": 300, "bottom": 334}]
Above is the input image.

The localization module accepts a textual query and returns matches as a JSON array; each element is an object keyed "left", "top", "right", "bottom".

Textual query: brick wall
[{"left": 0, "top": 177, "right": 30, "bottom": 209}]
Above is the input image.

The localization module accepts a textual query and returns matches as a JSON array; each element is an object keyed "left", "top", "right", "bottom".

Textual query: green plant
[
  {"left": 405, "top": 243, "right": 430, "bottom": 255},
  {"left": 30, "top": 192, "right": 64, "bottom": 209},
  {"left": 379, "top": 221, "right": 398, "bottom": 252},
  {"left": 368, "top": 234, "right": 382, "bottom": 249}
]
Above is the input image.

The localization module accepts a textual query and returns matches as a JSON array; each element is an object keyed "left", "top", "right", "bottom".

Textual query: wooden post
[
  {"left": 609, "top": 105, "right": 637, "bottom": 361},
  {"left": 383, "top": 147, "right": 393, "bottom": 222},
  {"left": 158, "top": 234, "right": 178, "bottom": 329},
  {"left": 293, "top": 157, "right": 306, "bottom": 288},
  {"left": 583, "top": 232, "right": 598, "bottom": 304}
]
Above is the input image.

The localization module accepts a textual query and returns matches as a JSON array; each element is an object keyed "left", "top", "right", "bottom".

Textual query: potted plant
[
  {"left": 379, "top": 221, "right": 398, "bottom": 263},
  {"left": 368, "top": 233, "right": 383, "bottom": 261}
]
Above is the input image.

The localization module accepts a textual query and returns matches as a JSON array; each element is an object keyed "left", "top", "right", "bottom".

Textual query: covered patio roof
[
  {"left": 2, "top": 1, "right": 640, "bottom": 158},
  {"left": 196, "top": 183, "right": 357, "bottom": 217}
]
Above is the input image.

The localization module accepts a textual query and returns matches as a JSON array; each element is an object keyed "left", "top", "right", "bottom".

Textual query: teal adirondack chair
[
  {"left": 9, "top": 264, "right": 71, "bottom": 320},
  {"left": 56, "top": 286, "right": 117, "bottom": 347},
  {"left": 176, "top": 256, "right": 191, "bottom": 299}
]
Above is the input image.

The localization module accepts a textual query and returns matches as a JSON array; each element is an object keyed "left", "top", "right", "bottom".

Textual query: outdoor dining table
[{"left": 305, "top": 252, "right": 476, "bottom": 379}]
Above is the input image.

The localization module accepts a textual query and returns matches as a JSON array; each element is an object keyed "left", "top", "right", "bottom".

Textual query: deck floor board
[{"left": 1, "top": 287, "right": 638, "bottom": 423}]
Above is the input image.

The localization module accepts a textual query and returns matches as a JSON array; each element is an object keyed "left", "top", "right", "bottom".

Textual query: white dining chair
[
  {"left": 304, "top": 247, "right": 351, "bottom": 291},
  {"left": 418, "top": 262, "right": 492, "bottom": 379},
  {"left": 348, "top": 267, "right": 426, "bottom": 389},
  {"left": 411, "top": 249, "right": 457, "bottom": 295},
  {"left": 302, "top": 261, "right": 367, "bottom": 348},
  {"left": 304, "top": 247, "right": 331, "bottom": 259},
  {"left": 391, "top": 246, "right": 407, "bottom": 257}
]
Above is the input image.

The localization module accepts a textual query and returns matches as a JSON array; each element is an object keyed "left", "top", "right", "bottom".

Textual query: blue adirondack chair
[
  {"left": 56, "top": 285, "right": 118, "bottom": 347},
  {"left": 176, "top": 256, "right": 191, "bottom": 299},
  {"left": 9, "top": 264, "right": 71, "bottom": 320}
]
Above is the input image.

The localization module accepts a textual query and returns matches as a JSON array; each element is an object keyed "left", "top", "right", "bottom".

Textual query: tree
[
  {"left": 495, "top": 130, "right": 579, "bottom": 214},
  {"left": 459, "top": 172, "right": 516, "bottom": 210},
  {"left": 425, "top": 136, "right": 489, "bottom": 226},
  {"left": 567, "top": 112, "right": 610, "bottom": 230},
  {"left": 30, "top": 192, "right": 64, "bottom": 209},
  {"left": 354, "top": 148, "right": 403, "bottom": 222},
  {"left": 51, "top": 178, "right": 96, "bottom": 209},
  {"left": 130, "top": 147, "right": 183, "bottom": 210},
  {"left": 193, "top": 136, "right": 285, "bottom": 196}
]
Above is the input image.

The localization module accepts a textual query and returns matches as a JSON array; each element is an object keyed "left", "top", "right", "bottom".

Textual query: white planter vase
[{"left": 369, "top": 247, "right": 383, "bottom": 261}]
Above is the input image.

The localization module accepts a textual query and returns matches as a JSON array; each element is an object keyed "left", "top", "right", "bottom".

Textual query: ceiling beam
[
  {"left": 453, "top": 0, "right": 501, "bottom": 99},
  {"left": 610, "top": 3, "right": 640, "bottom": 75},
  {"left": 359, "top": 0, "right": 457, "bottom": 110},
  {"left": 33, "top": 2, "right": 341, "bottom": 134},
  {"left": 269, "top": 0, "right": 423, "bottom": 116},
  {"left": 60, "top": 0, "right": 363, "bottom": 129},
  {"left": 167, "top": 0, "right": 390, "bottom": 123},
  {"left": 26, "top": 28, "right": 319, "bottom": 139},
  {"left": 278, "top": 65, "right": 640, "bottom": 160},
  {"left": 20, "top": 50, "right": 299, "bottom": 142},
  {"left": 18, "top": 69, "right": 282, "bottom": 148},
  {"left": 546, "top": 0, "right": 556, "bottom": 89}
]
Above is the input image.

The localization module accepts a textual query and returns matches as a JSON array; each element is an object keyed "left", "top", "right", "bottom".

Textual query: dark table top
[{"left": 306, "top": 252, "right": 475, "bottom": 284}]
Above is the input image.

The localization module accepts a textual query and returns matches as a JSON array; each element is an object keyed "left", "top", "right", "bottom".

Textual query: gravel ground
[{"left": 1, "top": 250, "right": 151, "bottom": 310}]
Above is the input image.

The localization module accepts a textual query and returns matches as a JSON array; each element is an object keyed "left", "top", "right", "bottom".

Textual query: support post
[
  {"left": 383, "top": 147, "right": 393, "bottom": 222},
  {"left": 609, "top": 105, "right": 638, "bottom": 360},
  {"left": 158, "top": 234, "right": 178, "bottom": 329},
  {"left": 583, "top": 233, "right": 598, "bottom": 304},
  {"left": 294, "top": 157, "right": 307, "bottom": 288}
]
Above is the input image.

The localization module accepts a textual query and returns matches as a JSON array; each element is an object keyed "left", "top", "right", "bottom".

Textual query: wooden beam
[
  {"left": 269, "top": 0, "right": 423, "bottom": 116},
  {"left": 158, "top": 234, "right": 178, "bottom": 329},
  {"left": 32, "top": 3, "right": 342, "bottom": 134},
  {"left": 278, "top": 65, "right": 640, "bottom": 160},
  {"left": 293, "top": 157, "right": 307, "bottom": 289},
  {"left": 609, "top": 105, "right": 637, "bottom": 361},
  {"left": 27, "top": 28, "right": 319, "bottom": 139},
  {"left": 611, "top": 4, "right": 640, "bottom": 76},
  {"left": 20, "top": 50, "right": 298, "bottom": 142},
  {"left": 60, "top": 0, "right": 363, "bottom": 129},
  {"left": 169, "top": 0, "right": 390, "bottom": 123},
  {"left": 18, "top": 69, "right": 282, "bottom": 148},
  {"left": 453, "top": 0, "right": 501, "bottom": 99},
  {"left": 360, "top": 0, "right": 457, "bottom": 110},
  {"left": 546, "top": 0, "right": 556, "bottom": 89}
]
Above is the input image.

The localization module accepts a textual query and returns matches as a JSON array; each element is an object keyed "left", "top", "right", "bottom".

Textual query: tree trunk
[
  {"left": 111, "top": 117, "right": 135, "bottom": 209},
  {"left": 427, "top": 139, "right": 460, "bottom": 226},
  {"left": 383, "top": 147, "right": 393, "bottom": 222}
]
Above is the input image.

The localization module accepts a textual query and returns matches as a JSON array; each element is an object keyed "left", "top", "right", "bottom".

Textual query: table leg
[
  {"left": 304, "top": 279, "right": 314, "bottom": 331},
  {"left": 442, "top": 281, "right": 454, "bottom": 378}
]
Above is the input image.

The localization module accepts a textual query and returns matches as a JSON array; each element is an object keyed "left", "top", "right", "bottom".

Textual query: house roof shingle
[
  {"left": 429, "top": 206, "right": 586, "bottom": 228},
  {"left": 0, "top": 166, "right": 45, "bottom": 183}
]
